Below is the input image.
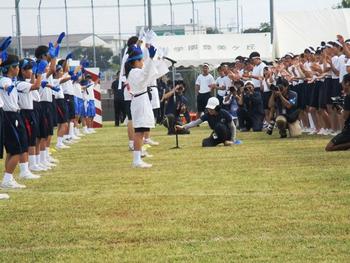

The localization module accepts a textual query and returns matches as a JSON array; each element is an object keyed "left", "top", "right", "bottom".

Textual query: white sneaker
[
  {"left": 29, "top": 164, "right": 46, "bottom": 172},
  {"left": 144, "top": 138, "right": 159, "bottom": 146},
  {"left": 132, "top": 161, "right": 152, "bottom": 168},
  {"left": 83, "top": 128, "right": 91, "bottom": 134},
  {"left": 128, "top": 145, "right": 134, "bottom": 151},
  {"left": 88, "top": 128, "right": 96, "bottom": 133},
  {"left": 19, "top": 171, "right": 41, "bottom": 179},
  {"left": 47, "top": 156, "right": 59, "bottom": 164},
  {"left": 1, "top": 179, "right": 26, "bottom": 189},
  {"left": 56, "top": 143, "right": 71, "bottom": 149},
  {"left": 43, "top": 161, "right": 56, "bottom": 167},
  {"left": 141, "top": 150, "right": 153, "bottom": 158},
  {"left": 71, "top": 134, "right": 81, "bottom": 140},
  {"left": 317, "top": 128, "right": 327, "bottom": 135},
  {"left": 308, "top": 129, "right": 317, "bottom": 135},
  {"left": 76, "top": 129, "right": 85, "bottom": 136},
  {"left": 0, "top": 193, "right": 10, "bottom": 199},
  {"left": 330, "top": 131, "right": 338, "bottom": 136},
  {"left": 38, "top": 163, "right": 50, "bottom": 171}
]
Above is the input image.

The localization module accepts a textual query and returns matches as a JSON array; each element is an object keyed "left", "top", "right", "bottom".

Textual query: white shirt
[
  {"left": 52, "top": 79, "right": 65, "bottom": 99},
  {"left": 73, "top": 82, "right": 83, "bottom": 99},
  {"left": 62, "top": 78, "right": 75, "bottom": 95},
  {"left": 216, "top": 76, "right": 231, "bottom": 97},
  {"left": 17, "top": 80, "right": 33, "bottom": 110},
  {"left": 331, "top": 56, "right": 339, "bottom": 79},
  {"left": 31, "top": 89, "right": 40, "bottom": 102},
  {"left": 195, "top": 74, "right": 215, "bottom": 94},
  {"left": 0, "top": 77, "right": 20, "bottom": 112},
  {"left": 252, "top": 61, "right": 266, "bottom": 88},
  {"left": 86, "top": 81, "right": 95, "bottom": 101},
  {"left": 39, "top": 73, "right": 53, "bottom": 102},
  {"left": 338, "top": 55, "right": 349, "bottom": 83}
]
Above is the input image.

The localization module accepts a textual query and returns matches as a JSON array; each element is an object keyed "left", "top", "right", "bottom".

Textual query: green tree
[
  {"left": 243, "top": 22, "right": 271, "bottom": 33},
  {"left": 334, "top": 0, "right": 350, "bottom": 8},
  {"left": 72, "top": 46, "right": 113, "bottom": 71}
]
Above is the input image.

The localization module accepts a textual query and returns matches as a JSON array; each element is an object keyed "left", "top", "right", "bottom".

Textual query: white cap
[
  {"left": 203, "top": 63, "right": 210, "bottom": 68},
  {"left": 245, "top": 80, "right": 254, "bottom": 87},
  {"left": 206, "top": 97, "right": 220, "bottom": 110}
]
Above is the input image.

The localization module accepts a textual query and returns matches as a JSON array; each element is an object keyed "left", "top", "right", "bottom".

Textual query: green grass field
[{"left": 0, "top": 122, "right": 349, "bottom": 262}]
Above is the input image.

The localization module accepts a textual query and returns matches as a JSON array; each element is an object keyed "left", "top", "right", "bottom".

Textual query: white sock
[
  {"left": 45, "top": 148, "right": 50, "bottom": 158},
  {"left": 129, "top": 140, "right": 134, "bottom": 147},
  {"left": 57, "top": 137, "right": 63, "bottom": 145},
  {"left": 69, "top": 122, "right": 75, "bottom": 136},
  {"left": 29, "top": 155, "right": 36, "bottom": 167},
  {"left": 40, "top": 151, "right": 46, "bottom": 163},
  {"left": 36, "top": 154, "right": 41, "bottom": 165},
  {"left": 133, "top": 151, "right": 142, "bottom": 164},
  {"left": 3, "top": 172, "right": 13, "bottom": 183},
  {"left": 19, "top": 162, "right": 29, "bottom": 173}
]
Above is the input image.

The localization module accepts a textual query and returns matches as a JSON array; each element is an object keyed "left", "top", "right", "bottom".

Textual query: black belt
[{"left": 134, "top": 91, "right": 148, "bottom": 98}]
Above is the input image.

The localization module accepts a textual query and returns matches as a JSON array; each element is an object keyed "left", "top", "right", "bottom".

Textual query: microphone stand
[{"left": 164, "top": 56, "right": 180, "bottom": 149}]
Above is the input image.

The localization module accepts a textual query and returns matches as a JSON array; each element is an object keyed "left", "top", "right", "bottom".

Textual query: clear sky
[{"left": 0, "top": 0, "right": 341, "bottom": 37}]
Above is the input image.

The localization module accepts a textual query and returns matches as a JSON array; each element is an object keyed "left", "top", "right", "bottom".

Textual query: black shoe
[{"left": 279, "top": 129, "right": 287, "bottom": 138}]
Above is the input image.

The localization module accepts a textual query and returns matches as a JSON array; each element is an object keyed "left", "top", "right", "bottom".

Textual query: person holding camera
[
  {"left": 267, "top": 77, "right": 301, "bottom": 138},
  {"left": 236, "top": 81, "right": 264, "bottom": 132},
  {"left": 223, "top": 82, "right": 243, "bottom": 124},
  {"left": 325, "top": 73, "right": 350, "bottom": 151},
  {"left": 176, "top": 97, "right": 240, "bottom": 147},
  {"left": 162, "top": 80, "right": 190, "bottom": 135}
]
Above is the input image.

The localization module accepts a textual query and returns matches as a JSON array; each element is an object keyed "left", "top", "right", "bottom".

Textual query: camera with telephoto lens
[{"left": 331, "top": 96, "right": 345, "bottom": 111}]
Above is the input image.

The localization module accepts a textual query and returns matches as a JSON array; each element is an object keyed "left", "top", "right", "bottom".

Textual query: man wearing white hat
[{"left": 176, "top": 97, "right": 241, "bottom": 147}]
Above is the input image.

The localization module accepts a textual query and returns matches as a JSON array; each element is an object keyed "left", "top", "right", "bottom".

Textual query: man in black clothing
[
  {"left": 176, "top": 97, "right": 239, "bottom": 147},
  {"left": 162, "top": 82, "right": 190, "bottom": 135},
  {"left": 267, "top": 77, "right": 300, "bottom": 138},
  {"left": 110, "top": 71, "right": 125, "bottom": 126},
  {"left": 326, "top": 73, "right": 350, "bottom": 151},
  {"left": 236, "top": 81, "right": 264, "bottom": 132}
]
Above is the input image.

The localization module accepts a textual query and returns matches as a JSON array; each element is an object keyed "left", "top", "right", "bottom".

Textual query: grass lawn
[{"left": 0, "top": 122, "right": 349, "bottom": 262}]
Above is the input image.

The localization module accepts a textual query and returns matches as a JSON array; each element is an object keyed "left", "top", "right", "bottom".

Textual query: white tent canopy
[
  {"left": 274, "top": 8, "right": 350, "bottom": 58},
  {"left": 154, "top": 33, "right": 272, "bottom": 67}
]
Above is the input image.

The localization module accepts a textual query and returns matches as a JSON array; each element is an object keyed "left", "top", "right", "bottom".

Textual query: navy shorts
[
  {"left": 56, "top": 99, "right": 69, "bottom": 124},
  {"left": 39, "top": 101, "right": 54, "bottom": 138},
  {"left": 64, "top": 94, "right": 75, "bottom": 120},
  {"left": 33, "top": 101, "right": 41, "bottom": 138},
  {"left": 3, "top": 111, "right": 28, "bottom": 155},
  {"left": 262, "top": 91, "right": 272, "bottom": 110},
  {"left": 317, "top": 81, "right": 327, "bottom": 109},
  {"left": 20, "top": 109, "right": 37, "bottom": 147},
  {"left": 125, "top": 100, "right": 132, "bottom": 120},
  {"left": 51, "top": 97, "right": 58, "bottom": 127},
  {"left": 305, "top": 83, "right": 313, "bottom": 107},
  {"left": 197, "top": 92, "right": 211, "bottom": 112},
  {"left": 309, "top": 82, "right": 319, "bottom": 109},
  {"left": 329, "top": 79, "right": 342, "bottom": 100}
]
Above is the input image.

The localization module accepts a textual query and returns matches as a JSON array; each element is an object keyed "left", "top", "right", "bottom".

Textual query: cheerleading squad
[{"left": 0, "top": 33, "right": 98, "bottom": 199}]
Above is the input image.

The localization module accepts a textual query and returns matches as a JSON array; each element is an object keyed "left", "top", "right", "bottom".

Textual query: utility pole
[
  {"left": 236, "top": 0, "right": 239, "bottom": 33},
  {"left": 91, "top": 0, "right": 96, "bottom": 67},
  {"left": 64, "top": 0, "right": 70, "bottom": 52},
  {"left": 191, "top": 0, "right": 195, "bottom": 34},
  {"left": 214, "top": 0, "right": 217, "bottom": 32},
  {"left": 15, "top": 0, "right": 22, "bottom": 57},
  {"left": 270, "top": 0, "right": 274, "bottom": 44},
  {"left": 147, "top": 0, "right": 152, "bottom": 29},
  {"left": 38, "top": 0, "right": 42, "bottom": 45}
]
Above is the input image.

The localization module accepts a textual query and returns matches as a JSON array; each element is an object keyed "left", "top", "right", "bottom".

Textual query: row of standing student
[{"left": 0, "top": 34, "right": 97, "bottom": 200}]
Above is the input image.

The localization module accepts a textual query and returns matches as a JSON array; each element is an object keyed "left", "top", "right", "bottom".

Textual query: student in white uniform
[
  {"left": 0, "top": 54, "right": 28, "bottom": 189},
  {"left": 119, "top": 36, "right": 140, "bottom": 151},
  {"left": 53, "top": 64, "right": 73, "bottom": 149},
  {"left": 125, "top": 44, "right": 158, "bottom": 168},
  {"left": 35, "top": 41, "right": 60, "bottom": 169},
  {"left": 195, "top": 63, "right": 215, "bottom": 119},
  {"left": 82, "top": 74, "right": 96, "bottom": 134},
  {"left": 17, "top": 58, "right": 47, "bottom": 179},
  {"left": 0, "top": 37, "right": 12, "bottom": 197}
]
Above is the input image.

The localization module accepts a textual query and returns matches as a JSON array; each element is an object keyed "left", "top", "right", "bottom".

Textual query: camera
[
  {"left": 331, "top": 96, "right": 345, "bottom": 111},
  {"left": 270, "top": 84, "right": 281, "bottom": 92}
]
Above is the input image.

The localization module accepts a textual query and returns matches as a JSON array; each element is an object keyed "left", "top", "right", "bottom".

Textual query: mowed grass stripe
[{"left": 0, "top": 122, "right": 349, "bottom": 262}]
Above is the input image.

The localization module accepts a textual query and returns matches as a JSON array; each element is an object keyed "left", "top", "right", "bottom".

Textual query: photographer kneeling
[
  {"left": 267, "top": 78, "right": 301, "bottom": 138},
  {"left": 176, "top": 97, "right": 240, "bottom": 147},
  {"left": 162, "top": 81, "right": 190, "bottom": 135},
  {"left": 325, "top": 73, "right": 350, "bottom": 151}
]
